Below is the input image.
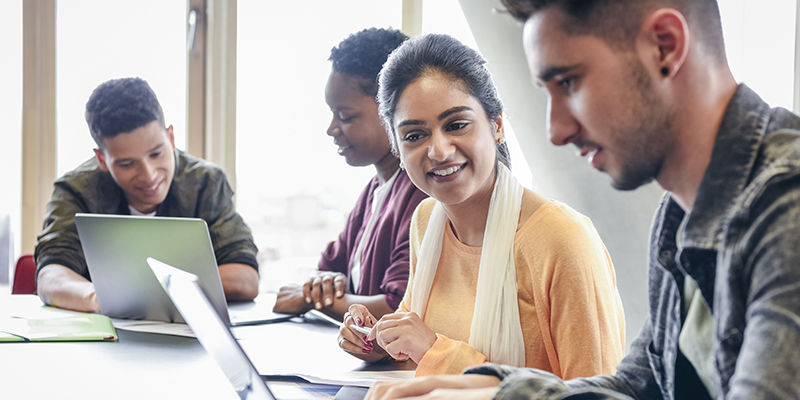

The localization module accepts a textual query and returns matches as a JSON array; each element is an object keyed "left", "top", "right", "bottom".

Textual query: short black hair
[
  {"left": 501, "top": 0, "right": 725, "bottom": 62},
  {"left": 329, "top": 27, "right": 409, "bottom": 97},
  {"left": 377, "top": 33, "right": 511, "bottom": 169},
  {"left": 85, "top": 77, "right": 166, "bottom": 149}
]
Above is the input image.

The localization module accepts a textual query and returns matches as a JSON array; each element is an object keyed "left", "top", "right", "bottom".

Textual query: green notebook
[{"left": 0, "top": 313, "right": 117, "bottom": 342}]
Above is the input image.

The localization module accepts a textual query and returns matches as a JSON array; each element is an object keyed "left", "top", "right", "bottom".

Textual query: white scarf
[{"left": 409, "top": 164, "right": 525, "bottom": 367}]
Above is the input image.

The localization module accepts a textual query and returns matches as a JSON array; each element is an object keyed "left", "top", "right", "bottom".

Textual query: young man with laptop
[{"left": 35, "top": 77, "right": 260, "bottom": 313}]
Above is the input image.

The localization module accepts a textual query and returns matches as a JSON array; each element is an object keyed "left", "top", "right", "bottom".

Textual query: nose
[
  {"left": 327, "top": 118, "right": 339, "bottom": 137},
  {"left": 427, "top": 130, "right": 455, "bottom": 162},
  {"left": 140, "top": 160, "right": 158, "bottom": 183},
  {"left": 547, "top": 97, "right": 579, "bottom": 147}
]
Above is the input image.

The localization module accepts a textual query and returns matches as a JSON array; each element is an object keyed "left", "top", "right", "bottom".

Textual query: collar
[{"left": 678, "top": 84, "right": 770, "bottom": 251}]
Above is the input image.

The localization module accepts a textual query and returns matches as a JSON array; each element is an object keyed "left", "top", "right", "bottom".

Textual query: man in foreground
[
  {"left": 366, "top": 0, "right": 800, "bottom": 399},
  {"left": 36, "top": 77, "right": 259, "bottom": 313}
]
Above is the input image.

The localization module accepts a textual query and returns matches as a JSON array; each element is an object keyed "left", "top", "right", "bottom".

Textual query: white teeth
[
  {"left": 433, "top": 165, "right": 461, "bottom": 176},
  {"left": 587, "top": 149, "right": 598, "bottom": 163}
]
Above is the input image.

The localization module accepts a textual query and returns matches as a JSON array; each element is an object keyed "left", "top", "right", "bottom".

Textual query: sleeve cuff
[
  {"left": 218, "top": 254, "right": 259, "bottom": 271},
  {"left": 465, "top": 365, "right": 568, "bottom": 400}
]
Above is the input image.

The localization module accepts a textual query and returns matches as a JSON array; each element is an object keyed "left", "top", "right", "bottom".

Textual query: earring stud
[{"left": 497, "top": 137, "right": 506, "bottom": 144}]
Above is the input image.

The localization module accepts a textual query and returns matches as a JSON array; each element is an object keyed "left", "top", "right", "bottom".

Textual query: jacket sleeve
[
  {"left": 201, "top": 172, "right": 258, "bottom": 271},
  {"left": 35, "top": 182, "right": 93, "bottom": 280},
  {"left": 719, "top": 176, "right": 800, "bottom": 399},
  {"left": 463, "top": 319, "right": 661, "bottom": 400}
]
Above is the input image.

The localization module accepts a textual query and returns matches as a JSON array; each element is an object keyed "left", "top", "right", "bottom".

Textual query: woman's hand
[
  {"left": 368, "top": 311, "right": 436, "bottom": 363},
  {"left": 272, "top": 284, "right": 313, "bottom": 314},
  {"left": 339, "top": 304, "right": 390, "bottom": 362},
  {"left": 304, "top": 271, "right": 348, "bottom": 310},
  {"left": 365, "top": 375, "right": 501, "bottom": 400}
]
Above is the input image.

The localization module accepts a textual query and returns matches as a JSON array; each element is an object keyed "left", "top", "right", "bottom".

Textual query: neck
[
  {"left": 441, "top": 171, "right": 496, "bottom": 247},
  {"left": 374, "top": 152, "right": 401, "bottom": 184},
  {"left": 656, "top": 60, "right": 738, "bottom": 211}
]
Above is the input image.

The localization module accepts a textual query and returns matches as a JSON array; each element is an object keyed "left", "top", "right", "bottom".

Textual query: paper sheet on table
[
  {"left": 112, "top": 319, "right": 197, "bottom": 337},
  {"left": 292, "top": 370, "right": 416, "bottom": 387},
  {"left": 2, "top": 295, "right": 86, "bottom": 319},
  {"left": 238, "top": 321, "right": 416, "bottom": 387}
]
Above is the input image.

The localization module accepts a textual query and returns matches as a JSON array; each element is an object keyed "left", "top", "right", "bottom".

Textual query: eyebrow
[
  {"left": 113, "top": 143, "right": 164, "bottom": 164},
  {"left": 537, "top": 65, "right": 578, "bottom": 83},
  {"left": 396, "top": 106, "right": 474, "bottom": 129}
]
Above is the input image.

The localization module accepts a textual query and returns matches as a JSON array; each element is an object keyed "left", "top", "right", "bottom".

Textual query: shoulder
[
  {"left": 410, "top": 198, "right": 437, "bottom": 236},
  {"left": 56, "top": 157, "right": 112, "bottom": 187},
  {"left": 173, "top": 149, "right": 228, "bottom": 184},
  {"left": 732, "top": 127, "right": 800, "bottom": 231},
  {"left": 515, "top": 199, "right": 605, "bottom": 255},
  {"left": 53, "top": 157, "right": 121, "bottom": 207}
]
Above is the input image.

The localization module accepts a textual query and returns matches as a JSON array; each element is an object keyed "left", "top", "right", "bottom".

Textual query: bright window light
[
  {"left": 720, "top": 0, "right": 798, "bottom": 110},
  {"left": 56, "top": 0, "right": 187, "bottom": 177},
  {"left": 237, "top": 1, "right": 403, "bottom": 290}
]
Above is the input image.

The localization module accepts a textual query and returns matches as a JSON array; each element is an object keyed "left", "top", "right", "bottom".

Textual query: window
[
  {"left": 236, "top": 1, "right": 403, "bottom": 291},
  {"left": 56, "top": 0, "right": 187, "bottom": 177},
  {"left": 0, "top": 0, "right": 22, "bottom": 281},
  {"left": 720, "top": 0, "right": 798, "bottom": 110}
]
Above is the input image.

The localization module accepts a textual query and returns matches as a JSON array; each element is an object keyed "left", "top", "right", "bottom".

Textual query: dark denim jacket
[
  {"left": 466, "top": 86, "right": 800, "bottom": 399},
  {"left": 35, "top": 149, "right": 258, "bottom": 280}
]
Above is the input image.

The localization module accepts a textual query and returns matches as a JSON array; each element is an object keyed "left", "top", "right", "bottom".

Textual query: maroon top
[{"left": 318, "top": 170, "right": 427, "bottom": 310}]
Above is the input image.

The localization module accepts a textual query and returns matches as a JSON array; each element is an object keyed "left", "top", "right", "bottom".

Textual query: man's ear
[
  {"left": 166, "top": 125, "right": 176, "bottom": 149},
  {"left": 93, "top": 148, "right": 110, "bottom": 172},
  {"left": 641, "top": 8, "right": 690, "bottom": 78}
]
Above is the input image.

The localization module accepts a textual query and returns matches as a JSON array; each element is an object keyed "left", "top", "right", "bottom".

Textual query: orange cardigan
[{"left": 400, "top": 198, "right": 625, "bottom": 378}]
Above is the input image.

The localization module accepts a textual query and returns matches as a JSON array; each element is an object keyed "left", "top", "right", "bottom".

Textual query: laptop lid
[
  {"left": 148, "top": 257, "right": 275, "bottom": 400},
  {"left": 75, "top": 213, "right": 230, "bottom": 325}
]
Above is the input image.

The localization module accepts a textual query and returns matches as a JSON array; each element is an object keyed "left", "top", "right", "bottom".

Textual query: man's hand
[
  {"left": 273, "top": 284, "right": 313, "bottom": 314},
  {"left": 366, "top": 375, "right": 501, "bottom": 400},
  {"left": 37, "top": 264, "right": 101, "bottom": 313}
]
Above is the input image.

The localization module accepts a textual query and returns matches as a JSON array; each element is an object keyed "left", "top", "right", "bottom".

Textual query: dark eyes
[
  {"left": 403, "top": 132, "right": 423, "bottom": 143},
  {"left": 446, "top": 121, "right": 468, "bottom": 131},
  {"left": 557, "top": 76, "right": 576, "bottom": 91}
]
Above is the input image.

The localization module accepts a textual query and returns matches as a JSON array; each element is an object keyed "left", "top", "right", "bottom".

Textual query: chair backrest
[{"left": 12, "top": 254, "right": 36, "bottom": 294}]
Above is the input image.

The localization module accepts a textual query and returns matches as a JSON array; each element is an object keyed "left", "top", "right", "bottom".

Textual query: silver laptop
[
  {"left": 149, "top": 257, "right": 370, "bottom": 400},
  {"left": 75, "top": 213, "right": 293, "bottom": 326},
  {"left": 148, "top": 257, "right": 276, "bottom": 400}
]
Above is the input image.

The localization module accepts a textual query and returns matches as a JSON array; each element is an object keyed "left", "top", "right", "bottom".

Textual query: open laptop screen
[{"left": 148, "top": 257, "right": 275, "bottom": 400}]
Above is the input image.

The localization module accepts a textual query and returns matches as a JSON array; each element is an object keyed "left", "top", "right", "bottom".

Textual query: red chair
[{"left": 12, "top": 254, "right": 36, "bottom": 294}]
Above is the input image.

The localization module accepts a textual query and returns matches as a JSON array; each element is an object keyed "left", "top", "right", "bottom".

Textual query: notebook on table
[{"left": 75, "top": 213, "right": 294, "bottom": 326}]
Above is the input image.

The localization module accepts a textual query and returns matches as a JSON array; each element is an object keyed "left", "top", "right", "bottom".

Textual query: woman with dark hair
[
  {"left": 273, "top": 28, "right": 428, "bottom": 320},
  {"left": 338, "top": 34, "right": 626, "bottom": 378}
]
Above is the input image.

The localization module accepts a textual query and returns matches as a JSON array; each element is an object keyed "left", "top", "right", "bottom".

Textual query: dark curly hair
[
  {"left": 329, "top": 27, "right": 409, "bottom": 97},
  {"left": 501, "top": 0, "right": 725, "bottom": 62},
  {"left": 85, "top": 77, "right": 165, "bottom": 150},
  {"left": 377, "top": 33, "right": 510, "bottom": 170}
]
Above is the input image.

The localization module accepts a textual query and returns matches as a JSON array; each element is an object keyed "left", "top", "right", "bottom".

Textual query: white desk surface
[{"left": 0, "top": 293, "right": 414, "bottom": 399}]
